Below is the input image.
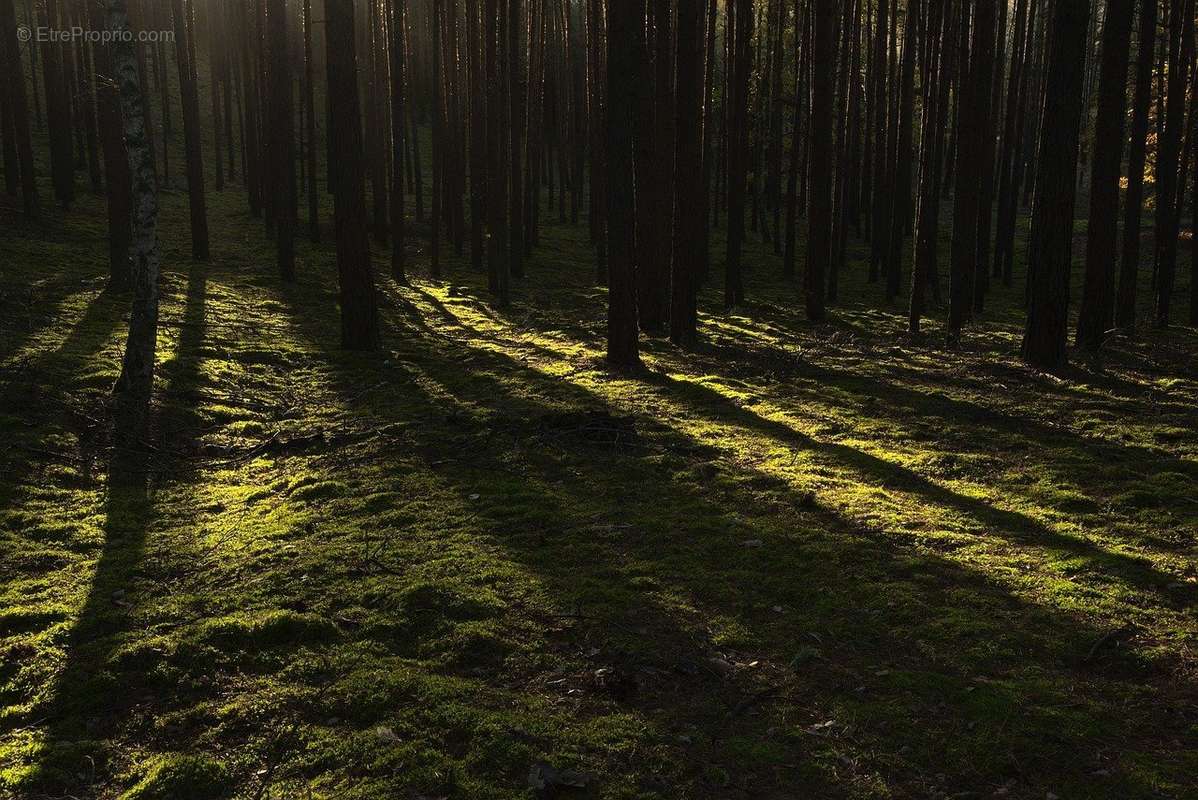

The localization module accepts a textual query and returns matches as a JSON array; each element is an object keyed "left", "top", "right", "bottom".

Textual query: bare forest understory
[{"left": 2, "top": 172, "right": 1197, "bottom": 799}]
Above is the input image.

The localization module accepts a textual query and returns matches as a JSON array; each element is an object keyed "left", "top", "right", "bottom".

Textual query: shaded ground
[{"left": 1, "top": 177, "right": 1197, "bottom": 800}]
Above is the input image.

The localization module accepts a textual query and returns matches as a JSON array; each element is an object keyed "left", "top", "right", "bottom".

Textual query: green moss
[
  {"left": 2, "top": 127, "right": 1194, "bottom": 800},
  {"left": 119, "top": 754, "right": 231, "bottom": 800}
]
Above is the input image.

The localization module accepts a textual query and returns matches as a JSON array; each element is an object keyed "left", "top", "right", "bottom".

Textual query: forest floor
[{"left": 1, "top": 182, "right": 1197, "bottom": 800}]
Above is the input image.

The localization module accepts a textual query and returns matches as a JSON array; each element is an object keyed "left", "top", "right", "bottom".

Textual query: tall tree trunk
[
  {"left": 389, "top": 0, "right": 407, "bottom": 282},
  {"left": 1075, "top": 0, "right": 1133, "bottom": 350},
  {"left": 884, "top": 0, "right": 917, "bottom": 302},
  {"left": 326, "top": 0, "right": 380, "bottom": 350},
  {"left": 431, "top": 0, "right": 443, "bottom": 279},
  {"left": 1153, "top": 0, "right": 1194, "bottom": 328},
  {"left": 670, "top": 0, "right": 705, "bottom": 347},
  {"left": 867, "top": 0, "right": 891, "bottom": 281},
  {"left": 94, "top": 28, "right": 132, "bottom": 289},
  {"left": 1021, "top": 0, "right": 1091, "bottom": 370},
  {"left": 806, "top": 0, "right": 834, "bottom": 322},
  {"left": 993, "top": 0, "right": 1034, "bottom": 287},
  {"left": 305, "top": 0, "right": 320, "bottom": 242},
  {"left": 1, "top": 77, "right": 17, "bottom": 197},
  {"left": 725, "top": 0, "right": 752, "bottom": 309},
  {"left": 108, "top": 0, "right": 161, "bottom": 405},
  {"left": 170, "top": 0, "right": 209, "bottom": 260},
  {"left": 605, "top": 0, "right": 640, "bottom": 366},
  {"left": 650, "top": 0, "right": 676, "bottom": 328},
  {"left": 267, "top": 0, "right": 294, "bottom": 280},
  {"left": 910, "top": 0, "right": 945, "bottom": 333},
  {"left": 0, "top": 0, "right": 36, "bottom": 215},
  {"left": 41, "top": 0, "right": 74, "bottom": 207},
  {"left": 633, "top": 6, "right": 658, "bottom": 326},
  {"left": 466, "top": 0, "right": 485, "bottom": 273},
  {"left": 487, "top": 0, "right": 511, "bottom": 303},
  {"left": 509, "top": 0, "right": 526, "bottom": 278},
  {"left": 210, "top": 0, "right": 224, "bottom": 192},
  {"left": 947, "top": 0, "right": 995, "bottom": 342}
]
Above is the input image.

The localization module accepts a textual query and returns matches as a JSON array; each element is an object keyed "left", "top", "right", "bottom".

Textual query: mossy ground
[{"left": 2, "top": 144, "right": 1197, "bottom": 798}]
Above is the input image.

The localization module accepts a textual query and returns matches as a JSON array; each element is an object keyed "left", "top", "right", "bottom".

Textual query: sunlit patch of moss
[{"left": 119, "top": 753, "right": 231, "bottom": 800}]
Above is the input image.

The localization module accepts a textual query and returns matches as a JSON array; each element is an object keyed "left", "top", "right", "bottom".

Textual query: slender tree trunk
[
  {"left": 725, "top": 0, "right": 752, "bottom": 309},
  {"left": 487, "top": 0, "right": 511, "bottom": 303},
  {"left": 806, "top": 0, "right": 834, "bottom": 322},
  {"left": 41, "top": 0, "right": 74, "bottom": 207},
  {"left": 108, "top": 0, "right": 161, "bottom": 405},
  {"left": 304, "top": 0, "right": 319, "bottom": 242},
  {"left": 326, "top": 0, "right": 380, "bottom": 350},
  {"left": 867, "top": 0, "right": 890, "bottom": 281},
  {"left": 1, "top": 80, "right": 16, "bottom": 197},
  {"left": 948, "top": 0, "right": 995, "bottom": 342},
  {"left": 1153, "top": 0, "right": 1194, "bottom": 328},
  {"left": 884, "top": 0, "right": 917, "bottom": 302},
  {"left": 606, "top": 0, "right": 640, "bottom": 366},
  {"left": 633, "top": 6, "right": 658, "bottom": 326},
  {"left": 466, "top": 0, "right": 485, "bottom": 272},
  {"left": 0, "top": 0, "right": 36, "bottom": 215},
  {"left": 1076, "top": 0, "right": 1133, "bottom": 350},
  {"left": 209, "top": 0, "right": 224, "bottom": 192},
  {"left": 1022, "top": 0, "right": 1091, "bottom": 370},
  {"left": 267, "top": 0, "right": 294, "bottom": 280},
  {"left": 671, "top": 0, "right": 705, "bottom": 347},
  {"left": 431, "top": 0, "right": 443, "bottom": 279},
  {"left": 783, "top": 0, "right": 805, "bottom": 281},
  {"left": 95, "top": 28, "right": 132, "bottom": 289},
  {"left": 389, "top": 0, "right": 408, "bottom": 282},
  {"left": 510, "top": 0, "right": 526, "bottom": 278},
  {"left": 911, "top": 0, "right": 945, "bottom": 333},
  {"left": 170, "top": 0, "right": 209, "bottom": 260},
  {"left": 993, "top": 0, "right": 1033, "bottom": 287}
]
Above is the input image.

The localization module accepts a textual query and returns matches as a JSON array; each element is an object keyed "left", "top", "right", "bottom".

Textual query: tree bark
[
  {"left": 806, "top": 0, "right": 834, "bottom": 322},
  {"left": 389, "top": 0, "right": 407, "bottom": 282},
  {"left": 725, "top": 0, "right": 752, "bottom": 309},
  {"left": 605, "top": 0, "right": 640, "bottom": 367},
  {"left": 670, "top": 0, "right": 705, "bottom": 347},
  {"left": 0, "top": 0, "right": 37, "bottom": 215},
  {"left": 94, "top": 27, "right": 132, "bottom": 289},
  {"left": 108, "top": 0, "right": 161, "bottom": 405},
  {"left": 305, "top": 0, "right": 320, "bottom": 243},
  {"left": 1075, "top": 0, "right": 1133, "bottom": 350},
  {"left": 267, "top": 0, "right": 294, "bottom": 281},
  {"left": 884, "top": 0, "right": 917, "bottom": 302},
  {"left": 325, "top": 0, "right": 380, "bottom": 350},
  {"left": 948, "top": 0, "right": 995, "bottom": 342},
  {"left": 170, "top": 0, "right": 210, "bottom": 260},
  {"left": 1153, "top": 0, "right": 1194, "bottom": 328},
  {"left": 1021, "top": 0, "right": 1091, "bottom": 371}
]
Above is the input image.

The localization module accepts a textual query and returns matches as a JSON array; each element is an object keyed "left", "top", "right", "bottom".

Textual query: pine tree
[
  {"left": 326, "top": 0, "right": 381, "bottom": 350},
  {"left": 606, "top": 0, "right": 640, "bottom": 366},
  {"left": 170, "top": 0, "right": 210, "bottom": 260},
  {"left": 1022, "top": 0, "right": 1092, "bottom": 370},
  {"left": 1076, "top": 0, "right": 1134, "bottom": 350}
]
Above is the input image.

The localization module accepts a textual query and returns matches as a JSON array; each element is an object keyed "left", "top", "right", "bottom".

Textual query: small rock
[{"left": 741, "top": 539, "right": 764, "bottom": 548}]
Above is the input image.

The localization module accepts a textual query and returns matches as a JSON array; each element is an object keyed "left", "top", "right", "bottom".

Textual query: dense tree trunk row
[{"left": 5, "top": 0, "right": 1198, "bottom": 401}]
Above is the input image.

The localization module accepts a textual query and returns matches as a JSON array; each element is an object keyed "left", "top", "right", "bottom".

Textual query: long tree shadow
[
  {"left": 265, "top": 271, "right": 1189, "bottom": 798},
  {"left": 639, "top": 368, "right": 1189, "bottom": 600},
  {"left": 22, "top": 405, "right": 155, "bottom": 793},
  {"left": 18, "top": 258, "right": 210, "bottom": 795},
  {"left": 405, "top": 278, "right": 1198, "bottom": 562},
  {"left": 0, "top": 284, "right": 128, "bottom": 515}
]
